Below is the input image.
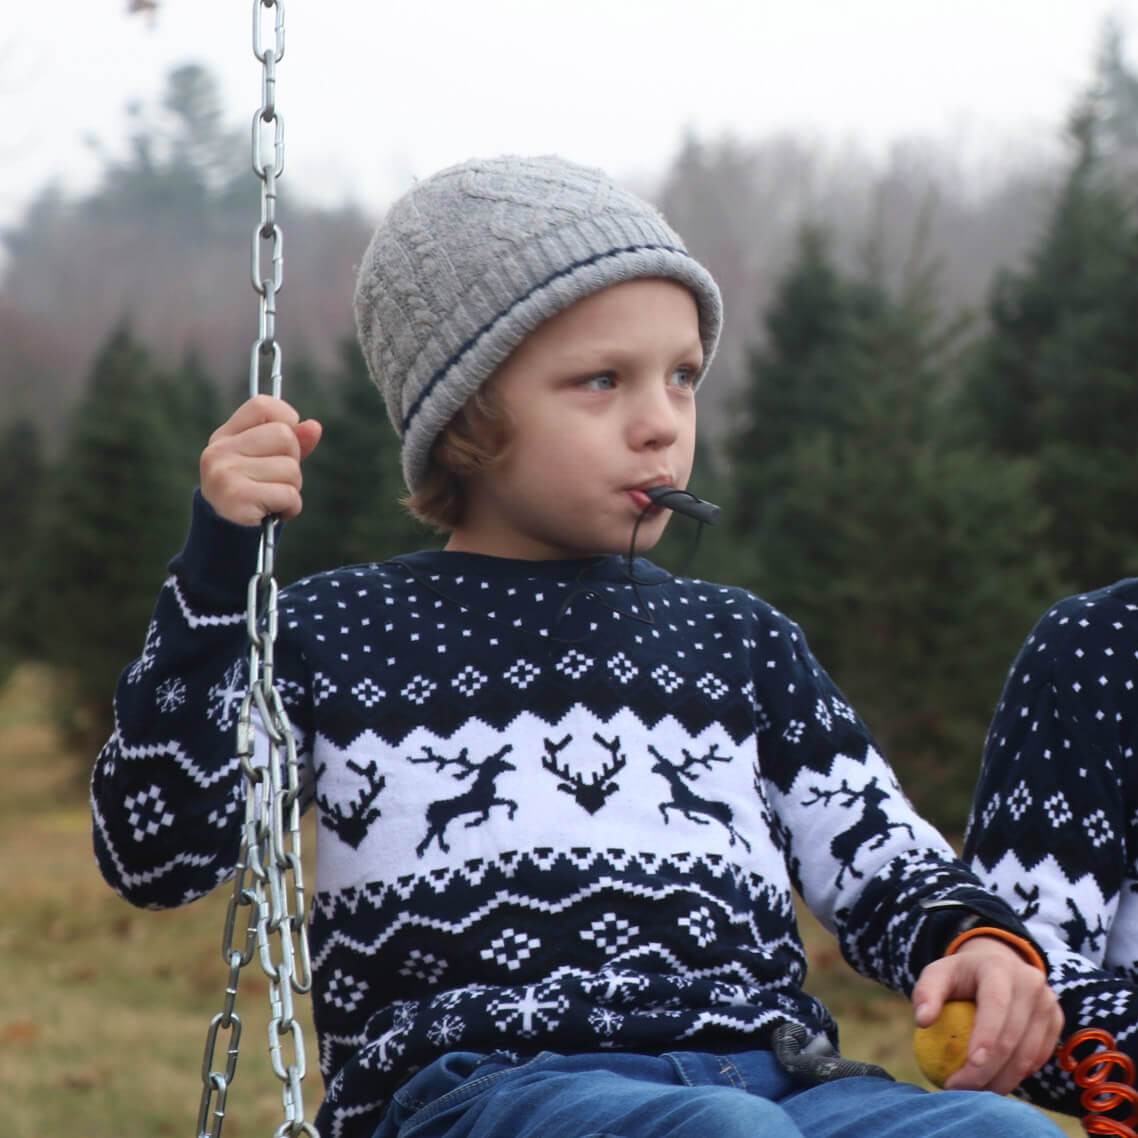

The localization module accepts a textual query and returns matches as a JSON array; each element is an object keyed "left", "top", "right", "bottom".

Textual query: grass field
[{"left": 0, "top": 664, "right": 1084, "bottom": 1137}]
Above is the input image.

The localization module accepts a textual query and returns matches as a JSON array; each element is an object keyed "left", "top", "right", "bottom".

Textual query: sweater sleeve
[
  {"left": 754, "top": 604, "right": 1042, "bottom": 997},
  {"left": 964, "top": 595, "right": 1138, "bottom": 1114},
  {"left": 91, "top": 491, "right": 309, "bottom": 910}
]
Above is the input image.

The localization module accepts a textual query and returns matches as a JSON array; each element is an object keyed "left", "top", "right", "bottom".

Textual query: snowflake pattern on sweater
[
  {"left": 965, "top": 579, "right": 1138, "bottom": 1115},
  {"left": 93, "top": 493, "right": 1032, "bottom": 1138}
]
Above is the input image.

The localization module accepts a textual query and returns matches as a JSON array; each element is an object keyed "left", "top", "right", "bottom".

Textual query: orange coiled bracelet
[{"left": 1058, "top": 1028, "right": 1138, "bottom": 1137}]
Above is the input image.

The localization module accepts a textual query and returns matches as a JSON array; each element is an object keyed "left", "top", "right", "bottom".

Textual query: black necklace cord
[
  {"left": 547, "top": 485, "right": 720, "bottom": 633},
  {"left": 548, "top": 553, "right": 658, "bottom": 638},
  {"left": 396, "top": 486, "right": 720, "bottom": 645},
  {"left": 395, "top": 551, "right": 657, "bottom": 649},
  {"left": 623, "top": 484, "right": 720, "bottom": 582}
]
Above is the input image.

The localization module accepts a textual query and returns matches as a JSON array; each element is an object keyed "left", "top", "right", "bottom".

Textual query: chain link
[{"left": 197, "top": 3, "right": 317, "bottom": 1135}]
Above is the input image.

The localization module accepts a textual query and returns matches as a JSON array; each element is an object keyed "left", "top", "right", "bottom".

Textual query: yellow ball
[{"left": 913, "top": 1000, "right": 976, "bottom": 1088}]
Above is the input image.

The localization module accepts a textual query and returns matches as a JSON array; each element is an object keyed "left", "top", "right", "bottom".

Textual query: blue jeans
[{"left": 372, "top": 1049, "right": 1065, "bottom": 1138}]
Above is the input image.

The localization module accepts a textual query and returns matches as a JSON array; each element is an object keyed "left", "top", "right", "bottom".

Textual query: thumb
[
  {"left": 912, "top": 964, "right": 953, "bottom": 1027},
  {"left": 296, "top": 418, "right": 323, "bottom": 460}
]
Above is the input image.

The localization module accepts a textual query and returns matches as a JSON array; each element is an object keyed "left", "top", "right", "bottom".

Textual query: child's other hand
[
  {"left": 201, "top": 394, "right": 323, "bottom": 526},
  {"left": 911, "top": 935, "right": 1062, "bottom": 1095}
]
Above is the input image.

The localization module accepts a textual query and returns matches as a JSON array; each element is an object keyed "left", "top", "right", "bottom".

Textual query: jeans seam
[
  {"left": 717, "top": 1057, "right": 745, "bottom": 1091},
  {"left": 396, "top": 1052, "right": 556, "bottom": 1127},
  {"left": 662, "top": 1051, "right": 697, "bottom": 1087}
]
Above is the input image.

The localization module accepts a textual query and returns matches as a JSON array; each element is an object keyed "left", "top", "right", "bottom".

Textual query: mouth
[{"left": 627, "top": 479, "right": 673, "bottom": 513}]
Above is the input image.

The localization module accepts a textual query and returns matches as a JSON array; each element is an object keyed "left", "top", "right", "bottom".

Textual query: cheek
[
  {"left": 675, "top": 424, "right": 697, "bottom": 480},
  {"left": 519, "top": 411, "right": 599, "bottom": 467},
  {"left": 502, "top": 428, "right": 581, "bottom": 496}
]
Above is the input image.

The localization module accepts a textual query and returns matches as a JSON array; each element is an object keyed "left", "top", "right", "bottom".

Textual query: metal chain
[{"left": 197, "top": 3, "right": 317, "bottom": 1136}]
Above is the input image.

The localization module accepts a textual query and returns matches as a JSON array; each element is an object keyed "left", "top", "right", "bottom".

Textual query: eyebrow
[{"left": 556, "top": 340, "right": 705, "bottom": 368}]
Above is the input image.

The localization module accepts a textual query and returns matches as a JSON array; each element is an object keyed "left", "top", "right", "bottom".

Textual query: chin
[{"left": 628, "top": 530, "right": 666, "bottom": 557}]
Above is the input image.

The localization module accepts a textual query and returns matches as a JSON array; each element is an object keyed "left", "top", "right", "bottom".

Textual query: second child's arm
[{"left": 964, "top": 588, "right": 1138, "bottom": 1114}]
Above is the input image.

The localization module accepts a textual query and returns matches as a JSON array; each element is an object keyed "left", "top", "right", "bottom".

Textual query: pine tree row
[{"left": 1, "top": 38, "right": 1136, "bottom": 829}]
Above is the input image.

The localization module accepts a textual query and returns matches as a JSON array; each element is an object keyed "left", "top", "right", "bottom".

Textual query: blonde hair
[{"left": 402, "top": 383, "right": 513, "bottom": 530}]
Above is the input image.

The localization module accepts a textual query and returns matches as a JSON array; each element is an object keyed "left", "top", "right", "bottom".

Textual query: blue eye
[
  {"left": 671, "top": 367, "right": 697, "bottom": 388},
  {"left": 584, "top": 374, "right": 616, "bottom": 391}
]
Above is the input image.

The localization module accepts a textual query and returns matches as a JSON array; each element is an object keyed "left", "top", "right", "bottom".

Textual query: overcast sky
[{"left": 3, "top": 0, "right": 1136, "bottom": 231}]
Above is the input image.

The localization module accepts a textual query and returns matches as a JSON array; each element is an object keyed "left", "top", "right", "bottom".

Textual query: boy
[
  {"left": 965, "top": 579, "right": 1138, "bottom": 1116},
  {"left": 93, "top": 155, "right": 1063, "bottom": 1138}
]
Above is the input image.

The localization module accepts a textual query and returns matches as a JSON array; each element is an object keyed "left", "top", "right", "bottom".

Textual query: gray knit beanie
[{"left": 354, "top": 155, "right": 723, "bottom": 493}]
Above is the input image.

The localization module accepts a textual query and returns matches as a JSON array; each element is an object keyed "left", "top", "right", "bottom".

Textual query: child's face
[{"left": 447, "top": 278, "right": 702, "bottom": 560}]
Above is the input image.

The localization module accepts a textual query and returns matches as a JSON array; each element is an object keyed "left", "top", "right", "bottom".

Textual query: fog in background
[{"left": 5, "top": 1, "right": 1134, "bottom": 443}]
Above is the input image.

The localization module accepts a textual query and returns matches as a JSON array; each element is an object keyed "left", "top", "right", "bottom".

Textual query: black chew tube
[{"left": 643, "top": 485, "right": 721, "bottom": 525}]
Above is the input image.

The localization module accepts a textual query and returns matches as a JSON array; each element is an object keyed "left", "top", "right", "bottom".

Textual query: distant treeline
[{"left": 1, "top": 33, "right": 1136, "bottom": 830}]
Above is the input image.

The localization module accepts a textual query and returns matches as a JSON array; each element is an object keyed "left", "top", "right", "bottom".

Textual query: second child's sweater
[
  {"left": 966, "top": 579, "right": 1138, "bottom": 1115},
  {"left": 93, "top": 494, "right": 1034, "bottom": 1138}
]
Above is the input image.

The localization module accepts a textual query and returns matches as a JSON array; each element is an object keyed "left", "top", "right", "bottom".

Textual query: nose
[{"left": 627, "top": 382, "right": 680, "bottom": 451}]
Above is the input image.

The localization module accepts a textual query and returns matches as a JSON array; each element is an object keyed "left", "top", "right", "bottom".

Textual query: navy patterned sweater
[
  {"left": 93, "top": 493, "right": 1037, "bottom": 1138},
  {"left": 966, "top": 579, "right": 1138, "bottom": 1115}
]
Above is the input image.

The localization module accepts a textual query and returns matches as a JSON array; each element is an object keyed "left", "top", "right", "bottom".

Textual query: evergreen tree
[
  {"left": 728, "top": 228, "right": 1060, "bottom": 827},
  {"left": 963, "top": 88, "right": 1138, "bottom": 588},
  {"left": 1089, "top": 19, "right": 1138, "bottom": 178},
  {"left": 87, "top": 63, "right": 247, "bottom": 232},
  {"left": 164, "top": 348, "right": 226, "bottom": 490},
  {"left": 0, "top": 418, "right": 46, "bottom": 680},
  {"left": 285, "top": 338, "right": 434, "bottom": 582},
  {"left": 29, "top": 324, "right": 198, "bottom": 748},
  {"left": 727, "top": 228, "right": 888, "bottom": 537}
]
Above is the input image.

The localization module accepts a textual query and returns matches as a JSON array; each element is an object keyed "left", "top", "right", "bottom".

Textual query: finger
[
  {"left": 1019, "top": 988, "right": 1064, "bottom": 1079},
  {"left": 959, "top": 1010, "right": 1048, "bottom": 1097},
  {"left": 201, "top": 425, "right": 304, "bottom": 494},
  {"left": 945, "top": 994, "right": 1016, "bottom": 1090},
  {"left": 235, "top": 455, "right": 306, "bottom": 489},
  {"left": 201, "top": 451, "right": 306, "bottom": 526},
  {"left": 247, "top": 483, "right": 304, "bottom": 524},
  {"left": 207, "top": 482, "right": 303, "bottom": 527},
  {"left": 209, "top": 394, "right": 301, "bottom": 443},
  {"left": 203, "top": 451, "right": 303, "bottom": 493},
  {"left": 912, "top": 960, "right": 953, "bottom": 1027},
  {"left": 953, "top": 971, "right": 1017, "bottom": 1087},
  {"left": 947, "top": 972, "right": 1059, "bottom": 1093},
  {"left": 296, "top": 418, "right": 323, "bottom": 460},
  {"left": 228, "top": 419, "right": 306, "bottom": 461},
  {"left": 997, "top": 1005, "right": 1058, "bottom": 1094}
]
